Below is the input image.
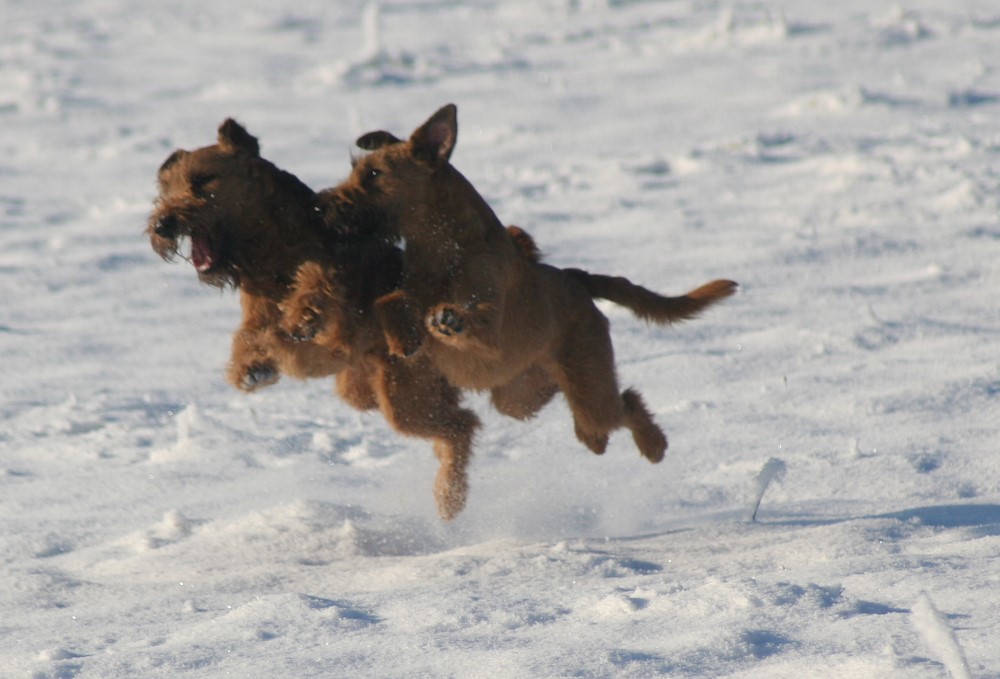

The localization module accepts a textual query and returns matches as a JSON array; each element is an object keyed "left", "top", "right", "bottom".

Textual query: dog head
[
  {"left": 337, "top": 104, "right": 500, "bottom": 244},
  {"left": 147, "top": 119, "right": 321, "bottom": 290}
]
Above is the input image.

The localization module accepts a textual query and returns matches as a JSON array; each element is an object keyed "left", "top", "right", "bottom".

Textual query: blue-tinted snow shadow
[
  {"left": 875, "top": 504, "right": 1000, "bottom": 534},
  {"left": 760, "top": 503, "right": 1000, "bottom": 537}
]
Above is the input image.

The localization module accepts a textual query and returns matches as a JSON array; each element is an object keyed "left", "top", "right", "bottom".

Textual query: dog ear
[
  {"left": 409, "top": 103, "right": 457, "bottom": 166},
  {"left": 217, "top": 118, "right": 260, "bottom": 156},
  {"left": 356, "top": 130, "right": 402, "bottom": 151}
]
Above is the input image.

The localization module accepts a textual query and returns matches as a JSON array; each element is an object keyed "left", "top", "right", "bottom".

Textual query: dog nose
[{"left": 153, "top": 214, "right": 178, "bottom": 238}]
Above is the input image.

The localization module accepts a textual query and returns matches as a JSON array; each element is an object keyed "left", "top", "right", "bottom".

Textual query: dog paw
[
  {"left": 286, "top": 308, "right": 321, "bottom": 343},
  {"left": 428, "top": 305, "right": 465, "bottom": 338},
  {"left": 575, "top": 424, "right": 609, "bottom": 455},
  {"left": 239, "top": 362, "right": 279, "bottom": 392},
  {"left": 434, "top": 469, "right": 468, "bottom": 521}
]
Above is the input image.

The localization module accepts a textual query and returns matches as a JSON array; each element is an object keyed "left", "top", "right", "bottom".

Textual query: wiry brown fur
[
  {"left": 147, "top": 120, "right": 481, "bottom": 519},
  {"left": 339, "top": 104, "right": 737, "bottom": 462},
  {"left": 147, "top": 119, "right": 351, "bottom": 390}
]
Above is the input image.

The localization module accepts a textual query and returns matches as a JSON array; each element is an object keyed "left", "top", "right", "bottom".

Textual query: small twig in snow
[{"left": 749, "top": 457, "right": 787, "bottom": 522}]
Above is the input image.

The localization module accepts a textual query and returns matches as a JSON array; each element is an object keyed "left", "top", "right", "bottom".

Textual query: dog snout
[{"left": 153, "top": 214, "right": 179, "bottom": 239}]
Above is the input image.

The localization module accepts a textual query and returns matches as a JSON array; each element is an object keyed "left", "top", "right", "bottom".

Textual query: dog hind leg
[
  {"left": 550, "top": 313, "right": 667, "bottom": 462},
  {"left": 558, "top": 373, "right": 667, "bottom": 462},
  {"left": 548, "top": 323, "right": 626, "bottom": 456},
  {"left": 622, "top": 388, "right": 668, "bottom": 462}
]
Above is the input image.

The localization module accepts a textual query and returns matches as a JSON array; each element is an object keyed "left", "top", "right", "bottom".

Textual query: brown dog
[
  {"left": 147, "top": 120, "right": 481, "bottom": 519},
  {"left": 148, "top": 119, "right": 350, "bottom": 390},
  {"left": 338, "top": 104, "right": 737, "bottom": 462}
]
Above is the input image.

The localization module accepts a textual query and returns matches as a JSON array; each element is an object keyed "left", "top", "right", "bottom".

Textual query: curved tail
[{"left": 565, "top": 269, "right": 738, "bottom": 324}]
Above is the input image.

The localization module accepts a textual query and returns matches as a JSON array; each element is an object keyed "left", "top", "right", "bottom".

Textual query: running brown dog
[
  {"left": 309, "top": 104, "right": 737, "bottom": 464},
  {"left": 147, "top": 119, "right": 480, "bottom": 519}
]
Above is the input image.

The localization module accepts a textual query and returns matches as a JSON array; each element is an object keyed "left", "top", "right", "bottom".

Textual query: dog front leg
[
  {"left": 228, "top": 333, "right": 280, "bottom": 391},
  {"left": 425, "top": 254, "right": 507, "bottom": 356},
  {"left": 425, "top": 301, "right": 503, "bottom": 359},
  {"left": 227, "top": 291, "right": 281, "bottom": 392},
  {"left": 280, "top": 261, "right": 347, "bottom": 346},
  {"left": 375, "top": 289, "right": 426, "bottom": 357}
]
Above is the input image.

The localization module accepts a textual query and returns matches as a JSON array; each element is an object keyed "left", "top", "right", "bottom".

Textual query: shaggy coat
[
  {"left": 339, "top": 104, "right": 737, "bottom": 462},
  {"left": 147, "top": 120, "right": 478, "bottom": 519}
]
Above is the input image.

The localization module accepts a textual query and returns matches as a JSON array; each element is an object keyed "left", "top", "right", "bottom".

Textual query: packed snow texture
[{"left": 2, "top": 1, "right": 999, "bottom": 677}]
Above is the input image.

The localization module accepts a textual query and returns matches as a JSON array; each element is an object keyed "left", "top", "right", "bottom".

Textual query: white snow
[
  {"left": 2, "top": 0, "right": 1000, "bottom": 677},
  {"left": 912, "top": 592, "right": 972, "bottom": 679}
]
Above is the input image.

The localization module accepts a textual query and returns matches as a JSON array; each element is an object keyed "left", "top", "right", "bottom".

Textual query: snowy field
[{"left": 3, "top": 0, "right": 1000, "bottom": 676}]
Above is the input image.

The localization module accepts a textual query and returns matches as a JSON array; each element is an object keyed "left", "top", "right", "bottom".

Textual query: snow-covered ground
[{"left": 3, "top": 1, "right": 999, "bottom": 676}]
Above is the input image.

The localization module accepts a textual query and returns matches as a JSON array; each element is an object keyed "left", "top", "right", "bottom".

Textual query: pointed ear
[
  {"left": 409, "top": 104, "right": 457, "bottom": 166},
  {"left": 217, "top": 118, "right": 260, "bottom": 156},
  {"left": 356, "top": 130, "right": 403, "bottom": 151}
]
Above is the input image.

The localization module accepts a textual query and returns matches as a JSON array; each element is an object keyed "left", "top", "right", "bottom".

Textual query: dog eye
[
  {"left": 362, "top": 167, "right": 381, "bottom": 187},
  {"left": 190, "top": 174, "right": 217, "bottom": 193}
]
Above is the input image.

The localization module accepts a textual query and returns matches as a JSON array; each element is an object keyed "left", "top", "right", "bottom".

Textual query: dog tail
[
  {"left": 565, "top": 269, "right": 738, "bottom": 324},
  {"left": 506, "top": 225, "right": 543, "bottom": 263}
]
